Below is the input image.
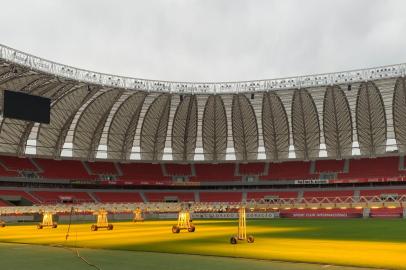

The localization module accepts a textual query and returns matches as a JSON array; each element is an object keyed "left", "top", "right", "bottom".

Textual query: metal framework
[
  {"left": 1, "top": 44, "right": 406, "bottom": 161},
  {"left": 1, "top": 44, "right": 404, "bottom": 94}
]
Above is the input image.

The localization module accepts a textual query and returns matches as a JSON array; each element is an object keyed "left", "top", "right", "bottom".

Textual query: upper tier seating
[
  {"left": 314, "top": 160, "right": 345, "bottom": 173},
  {"left": 338, "top": 157, "right": 400, "bottom": 179},
  {"left": 118, "top": 163, "right": 170, "bottom": 183},
  {"left": 0, "top": 156, "right": 37, "bottom": 171},
  {"left": 247, "top": 191, "right": 298, "bottom": 200},
  {"left": 0, "top": 164, "right": 19, "bottom": 177},
  {"left": 238, "top": 163, "right": 266, "bottom": 175},
  {"left": 260, "top": 161, "right": 315, "bottom": 180},
  {"left": 86, "top": 161, "right": 118, "bottom": 175},
  {"left": 165, "top": 164, "right": 193, "bottom": 176},
  {"left": 199, "top": 192, "right": 242, "bottom": 202},
  {"left": 191, "top": 164, "right": 239, "bottom": 181},
  {"left": 145, "top": 192, "right": 195, "bottom": 202},
  {"left": 32, "top": 191, "right": 94, "bottom": 203},
  {"left": 35, "top": 158, "right": 95, "bottom": 180},
  {"left": 93, "top": 192, "right": 143, "bottom": 203}
]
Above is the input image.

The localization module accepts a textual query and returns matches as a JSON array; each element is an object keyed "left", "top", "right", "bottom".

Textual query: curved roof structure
[{"left": 0, "top": 44, "right": 405, "bottom": 162}]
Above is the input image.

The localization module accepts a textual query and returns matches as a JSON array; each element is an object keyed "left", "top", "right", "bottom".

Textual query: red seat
[
  {"left": 199, "top": 192, "right": 242, "bottom": 202},
  {"left": 32, "top": 191, "right": 94, "bottom": 203},
  {"left": 118, "top": 163, "right": 170, "bottom": 183},
  {"left": 315, "top": 160, "right": 345, "bottom": 173},
  {"left": 86, "top": 161, "right": 118, "bottom": 175},
  {"left": 247, "top": 191, "right": 298, "bottom": 200},
  {"left": 94, "top": 192, "right": 143, "bottom": 203},
  {"left": 165, "top": 164, "right": 192, "bottom": 176},
  {"left": 35, "top": 158, "right": 95, "bottom": 180},
  {"left": 0, "top": 190, "right": 39, "bottom": 204},
  {"left": 0, "top": 156, "right": 37, "bottom": 171},
  {"left": 338, "top": 157, "right": 400, "bottom": 179},
  {"left": 191, "top": 164, "right": 239, "bottom": 182},
  {"left": 303, "top": 190, "right": 354, "bottom": 199},
  {"left": 261, "top": 161, "right": 315, "bottom": 180},
  {"left": 145, "top": 192, "right": 195, "bottom": 202},
  {"left": 238, "top": 163, "right": 266, "bottom": 175}
]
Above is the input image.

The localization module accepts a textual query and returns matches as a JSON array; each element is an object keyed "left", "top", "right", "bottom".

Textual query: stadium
[
  {"left": 1, "top": 2, "right": 406, "bottom": 268},
  {"left": 0, "top": 43, "right": 406, "bottom": 269}
]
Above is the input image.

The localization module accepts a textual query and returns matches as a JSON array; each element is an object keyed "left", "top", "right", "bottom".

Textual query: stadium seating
[
  {"left": 0, "top": 199, "right": 11, "bottom": 206},
  {"left": 145, "top": 192, "right": 195, "bottom": 202},
  {"left": 86, "top": 161, "right": 119, "bottom": 175},
  {"left": 191, "top": 164, "right": 239, "bottom": 181},
  {"left": 31, "top": 191, "right": 94, "bottom": 204},
  {"left": 303, "top": 190, "right": 354, "bottom": 199},
  {"left": 0, "top": 190, "right": 40, "bottom": 204},
  {"left": 338, "top": 157, "right": 400, "bottom": 179},
  {"left": 164, "top": 164, "right": 193, "bottom": 176},
  {"left": 199, "top": 192, "right": 242, "bottom": 202},
  {"left": 359, "top": 189, "right": 406, "bottom": 197},
  {"left": 35, "top": 158, "right": 95, "bottom": 180},
  {"left": 0, "top": 156, "right": 37, "bottom": 171},
  {"left": 314, "top": 159, "right": 345, "bottom": 173},
  {"left": 246, "top": 191, "right": 298, "bottom": 200},
  {"left": 118, "top": 163, "right": 170, "bottom": 183},
  {"left": 93, "top": 192, "right": 144, "bottom": 203},
  {"left": 0, "top": 164, "right": 19, "bottom": 177},
  {"left": 238, "top": 163, "right": 266, "bottom": 175},
  {"left": 261, "top": 161, "right": 315, "bottom": 180}
]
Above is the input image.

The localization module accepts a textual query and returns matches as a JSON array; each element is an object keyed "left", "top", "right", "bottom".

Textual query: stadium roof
[{"left": 0, "top": 44, "right": 405, "bottom": 162}]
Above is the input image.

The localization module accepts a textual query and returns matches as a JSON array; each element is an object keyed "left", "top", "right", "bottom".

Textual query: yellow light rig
[
  {"left": 172, "top": 210, "right": 195, "bottom": 233},
  {"left": 37, "top": 211, "right": 57, "bottom": 229},
  {"left": 133, "top": 208, "right": 144, "bottom": 222},
  {"left": 230, "top": 206, "right": 254, "bottom": 244},
  {"left": 91, "top": 208, "right": 113, "bottom": 231},
  {"left": 0, "top": 213, "right": 5, "bottom": 228}
]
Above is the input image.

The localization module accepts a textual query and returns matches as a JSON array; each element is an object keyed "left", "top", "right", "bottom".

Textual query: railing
[{"left": 1, "top": 43, "right": 405, "bottom": 94}]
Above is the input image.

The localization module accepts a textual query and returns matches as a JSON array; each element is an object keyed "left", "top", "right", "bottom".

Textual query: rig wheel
[
  {"left": 187, "top": 225, "right": 195, "bottom": 232},
  {"left": 247, "top": 235, "right": 255, "bottom": 243},
  {"left": 91, "top": 225, "right": 98, "bottom": 231},
  {"left": 52, "top": 223, "right": 58, "bottom": 229},
  {"left": 172, "top": 225, "right": 180, "bottom": 233},
  {"left": 108, "top": 224, "right": 113, "bottom": 230},
  {"left": 37, "top": 224, "right": 43, "bottom": 229},
  {"left": 230, "top": 236, "right": 238, "bottom": 245},
  {"left": 0, "top": 222, "right": 5, "bottom": 228}
]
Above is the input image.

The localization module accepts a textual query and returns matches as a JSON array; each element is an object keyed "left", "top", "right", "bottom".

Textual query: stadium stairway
[
  {"left": 139, "top": 192, "right": 148, "bottom": 203},
  {"left": 87, "top": 192, "right": 100, "bottom": 203},
  {"left": 194, "top": 191, "right": 200, "bottom": 202}
]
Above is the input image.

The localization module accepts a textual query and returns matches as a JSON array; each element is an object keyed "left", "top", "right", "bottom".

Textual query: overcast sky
[{"left": 1, "top": 0, "right": 405, "bottom": 82}]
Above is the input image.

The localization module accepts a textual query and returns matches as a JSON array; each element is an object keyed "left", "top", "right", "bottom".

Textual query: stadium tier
[{"left": 0, "top": 155, "right": 406, "bottom": 184}]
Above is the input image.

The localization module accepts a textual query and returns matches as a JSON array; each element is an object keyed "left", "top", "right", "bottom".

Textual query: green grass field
[{"left": 0, "top": 219, "right": 405, "bottom": 269}]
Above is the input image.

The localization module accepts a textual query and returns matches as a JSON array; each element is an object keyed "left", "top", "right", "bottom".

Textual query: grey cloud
[{"left": 0, "top": 0, "right": 405, "bottom": 82}]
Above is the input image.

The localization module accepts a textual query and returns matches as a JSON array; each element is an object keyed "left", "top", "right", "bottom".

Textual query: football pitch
[{"left": 0, "top": 219, "right": 405, "bottom": 269}]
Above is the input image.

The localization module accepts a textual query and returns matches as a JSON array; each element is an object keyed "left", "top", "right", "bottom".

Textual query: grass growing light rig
[
  {"left": 37, "top": 211, "right": 57, "bottom": 229},
  {"left": 0, "top": 213, "right": 5, "bottom": 228},
  {"left": 91, "top": 208, "right": 113, "bottom": 231},
  {"left": 133, "top": 208, "right": 144, "bottom": 222},
  {"left": 230, "top": 206, "right": 254, "bottom": 244},
  {"left": 172, "top": 206, "right": 195, "bottom": 233}
]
